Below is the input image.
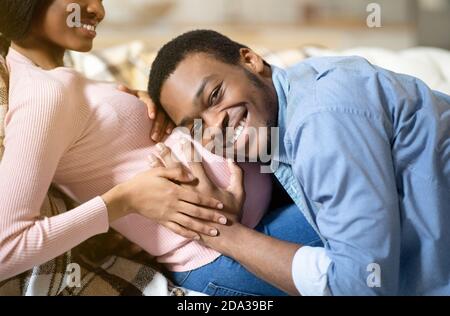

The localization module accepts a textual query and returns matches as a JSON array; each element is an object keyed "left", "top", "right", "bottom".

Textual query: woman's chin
[
  {"left": 67, "top": 39, "right": 94, "bottom": 53},
  {"left": 75, "top": 41, "right": 94, "bottom": 52}
]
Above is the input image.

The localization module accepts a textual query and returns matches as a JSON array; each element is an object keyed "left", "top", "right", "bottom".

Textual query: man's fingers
[
  {"left": 174, "top": 214, "right": 219, "bottom": 237},
  {"left": 178, "top": 200, "right": 227, "bottom": 225},
  {"left": 163, "top": 222, "right": 200, "bottom": 240},
  {"left": 182, "top": 140, "right": 212, "bottom": 186},
  {"left": 227, "top": 159, "right": 244, "bottom": 198}
]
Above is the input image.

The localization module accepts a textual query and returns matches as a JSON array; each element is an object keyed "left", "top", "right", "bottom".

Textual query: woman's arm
[
  {"left": 0, "top": 80, "right": 229, "bottom": 281},
  {"left": 0, "top": 78, "right": 110, "bottom": 281}
]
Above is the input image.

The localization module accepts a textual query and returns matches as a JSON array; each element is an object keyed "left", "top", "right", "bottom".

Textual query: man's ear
[{"left": 240, "top": 48, "right": 266, "bottom": 75}]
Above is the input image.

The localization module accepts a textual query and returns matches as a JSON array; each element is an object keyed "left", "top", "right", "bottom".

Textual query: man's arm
[
  {"left": 291, "top": 107, "right": 401, "bottom": 295},
  {"left": 201, "top": 221, "right": 302, "bottom": 296}
]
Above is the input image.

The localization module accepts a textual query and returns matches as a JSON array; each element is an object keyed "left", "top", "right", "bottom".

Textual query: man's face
[{"left": 160, "top": 51, "right": 278, "bottom": 160}]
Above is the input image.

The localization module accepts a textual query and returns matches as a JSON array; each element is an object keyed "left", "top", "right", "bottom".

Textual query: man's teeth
[
  {"left": 232, "top": 118, "right": 247, "bottom": 143},
  {"left": 81, "top": 24, "right": 96, "bottom": 31}
]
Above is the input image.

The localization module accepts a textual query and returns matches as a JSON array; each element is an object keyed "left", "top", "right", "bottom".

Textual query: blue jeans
[{"left": 169, "top": 204, "right": 323, "bottom": 296}]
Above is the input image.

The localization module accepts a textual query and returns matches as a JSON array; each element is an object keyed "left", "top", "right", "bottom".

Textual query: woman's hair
[{"left": 0, "top": 0, "right": 45, "bottom": 56}]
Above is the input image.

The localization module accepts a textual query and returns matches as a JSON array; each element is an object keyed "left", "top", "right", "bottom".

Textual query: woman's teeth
[
  {"left": 232, "top": 118, "right": 247, "bottom": 144},
  {"left": 81, "top": 24, "right": 96, "bottom": 31}
]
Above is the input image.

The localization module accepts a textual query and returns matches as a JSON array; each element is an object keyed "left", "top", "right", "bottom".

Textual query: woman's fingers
[
  {"left": 178, "top": 189, "right": 224, "bottom": 210},
  {"left": 118, "top": 87, "right": 157, "bottom": 121},
  {"left": 157, "top": 166, "right": 195, "bottom": 183},
  {"left": 165, "top": 121, "right": 176, "bottom": 135},
  {"left": 136, "top": 90, "right": 157, "bottom": 120},
  {"left": 173, "top": 213, "right": 219, "bottom": 237},
  {"left": 178, "top": 200, "right": 227, "bottom": 225},
  {"left": 163, "top": 222, "right": 200, "bottom": 240},
  {"left": 117, "top": 84, "right": 132, "bottom": 93},
  {"left": 227, "top": 159, "right": 244, "bottom": 199},
  {"left": 151, "top": 110, "right": 168, "bottom": 142}
]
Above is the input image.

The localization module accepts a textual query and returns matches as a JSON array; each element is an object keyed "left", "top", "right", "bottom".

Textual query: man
[{"left": 148, "top": 30, "right": 450, "bottom": 295}]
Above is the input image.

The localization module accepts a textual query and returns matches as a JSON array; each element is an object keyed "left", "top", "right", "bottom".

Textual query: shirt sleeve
[
  {"left": 290, "top": 108, "right": 401, "bottom": 296},
  {"left": 292, "top": 246, "right": 332, "bottom": 296},
  {"left": 0, "top": 77, "right": 109, "bottom": 281}
]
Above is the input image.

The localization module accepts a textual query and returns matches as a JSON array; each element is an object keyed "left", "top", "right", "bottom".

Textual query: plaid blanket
[{"left": 0, "top": 55, "right": 197, "bottom": 296}]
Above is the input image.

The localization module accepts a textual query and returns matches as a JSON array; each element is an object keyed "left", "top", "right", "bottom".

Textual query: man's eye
[{"left": 209, "top": 84, "right": 222, "bottom": 106}]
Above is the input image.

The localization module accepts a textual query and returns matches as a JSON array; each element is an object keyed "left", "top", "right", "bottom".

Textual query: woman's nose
[{"left": 86, "top": 0, "right": 105, "bottom": 22}]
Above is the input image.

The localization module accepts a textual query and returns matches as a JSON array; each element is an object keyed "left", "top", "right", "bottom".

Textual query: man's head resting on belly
[{"left": 148, "top": 30, "right": 279, "bottom": 162}]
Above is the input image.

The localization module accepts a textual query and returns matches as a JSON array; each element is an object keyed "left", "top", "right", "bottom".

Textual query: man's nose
[
  {"left": 86, "top": 0, "right": 105, "bottom": 22},
  {"left": 203, "top": 110, "right": 229, "bottom": 131}
]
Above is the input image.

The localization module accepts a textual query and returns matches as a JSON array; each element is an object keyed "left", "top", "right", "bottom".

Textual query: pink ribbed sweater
[{"left": 0, "top": 48, "right": 271, "bottom": 281}]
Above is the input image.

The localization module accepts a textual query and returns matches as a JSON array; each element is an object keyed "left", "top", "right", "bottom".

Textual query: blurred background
[{"left": 93, "top": 0, "right": 450, "bottom": 51}]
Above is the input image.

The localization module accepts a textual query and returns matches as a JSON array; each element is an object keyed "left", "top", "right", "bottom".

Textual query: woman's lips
[{"left": 77, "top": 22, "right": 98, "bottom": 39}]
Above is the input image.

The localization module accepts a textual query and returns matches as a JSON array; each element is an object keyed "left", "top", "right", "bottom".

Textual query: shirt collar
[{"left": 270, "top": 65, "right": 291, "bottom": 170}]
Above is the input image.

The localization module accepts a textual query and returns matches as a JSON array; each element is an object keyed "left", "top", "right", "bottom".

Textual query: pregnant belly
[{"left": 110, "top": 130, "right": 273, "bottom": 258}]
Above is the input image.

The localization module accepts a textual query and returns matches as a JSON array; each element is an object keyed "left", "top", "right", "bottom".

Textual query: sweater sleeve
[{"left": 0, "top": 76, "right": 109, "bottom": 281}]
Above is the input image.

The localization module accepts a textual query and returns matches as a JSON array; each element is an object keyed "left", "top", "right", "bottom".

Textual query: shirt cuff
[{"left": 292, "top": 246, "right": 332, "bottom": 296}]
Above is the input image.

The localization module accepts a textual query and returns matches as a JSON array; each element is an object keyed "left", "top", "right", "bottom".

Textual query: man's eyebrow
[
  {"left": 194, "top": 75, "right": 217, "bottom": 103},
  {"left": 178, "top": 75, "right": 217, "bottom": 126}
]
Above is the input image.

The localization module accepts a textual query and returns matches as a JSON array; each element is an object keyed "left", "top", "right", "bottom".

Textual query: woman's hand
[
  {"left": 150, "top": 142, "right": 246, "bottom": 225},
  {"left": 117, "top": 85, "right": 175, "bottom": 142},
  {"left": 102, "top": 159, "right": 228, "bottom": 240}
]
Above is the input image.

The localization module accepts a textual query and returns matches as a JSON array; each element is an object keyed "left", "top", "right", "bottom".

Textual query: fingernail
[
  {"left": 166, "top": 128, "right": 172, "bottom": 134},
  {"left": 219, "top": 217, "right": 227, "bottom": 225},
  {"left": 152, "top": 133, "right": 159, "bottom": 141},
  {"left": 217, "top": 203, "right": 224, "bottom": 209},
  {"left": 210, "top": 229, "right": 218, "bottom": 236},
  {"left": 156, "top": 143, "right": 165, "bottom": 152},
  {"left": 193, "top": 235, "right": 201, "bottom": 241},
  {"left": 149, "top": 112, "right": 156, "bottom": 120}
]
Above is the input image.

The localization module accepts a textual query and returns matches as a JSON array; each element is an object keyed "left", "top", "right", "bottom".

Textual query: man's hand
[
  {"left": 149, "top": 141, "right": 246, "bottom": 227},
  {"left": 118, "top": 85, "right": 175, "bottom": 142}
]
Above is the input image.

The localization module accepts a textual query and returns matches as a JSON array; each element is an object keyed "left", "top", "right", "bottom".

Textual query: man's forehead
[{"left": 160, "top": 53, "right": 235, "bottom": 124}]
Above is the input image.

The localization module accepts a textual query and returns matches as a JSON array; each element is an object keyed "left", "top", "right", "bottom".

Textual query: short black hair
[
  {"left": 0, "top": 0, "right": 47, "bottom": 55},
  {"left": 148, "top": 30, "right": 248, "bottom": 109}
]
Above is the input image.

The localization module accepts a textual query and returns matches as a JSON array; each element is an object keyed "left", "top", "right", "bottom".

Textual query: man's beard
[
  {"left": 242, "top": 66, "right": 278, "bottom": 128},
  {"left": 239, "top": 66, "right": 278, "bottom": 161}
]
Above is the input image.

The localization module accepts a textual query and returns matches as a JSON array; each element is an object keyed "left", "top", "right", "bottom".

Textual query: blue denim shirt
[{"left": 270, "top": 56, "right": 450, "bottom": 295}]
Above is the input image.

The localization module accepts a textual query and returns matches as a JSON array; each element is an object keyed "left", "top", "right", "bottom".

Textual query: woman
[{"left": 0, "top": 0, "right": 250, "bottom": 281}]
